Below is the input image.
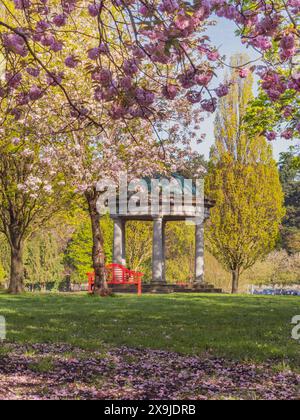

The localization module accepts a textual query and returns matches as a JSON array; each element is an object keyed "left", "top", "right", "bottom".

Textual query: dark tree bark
[
  {"left": 231, "top": 268, "right": 240, "bottom": 294},
  {"left": 85, "top": 189, "right": 109, "bottom": 295},
  {"left": 8, "top": 241, "right": 24, "bottom": 294}
]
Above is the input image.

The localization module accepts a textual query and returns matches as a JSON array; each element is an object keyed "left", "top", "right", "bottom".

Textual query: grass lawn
[{"left": 0, "top": 292, "right": 299, "bottom": 369}]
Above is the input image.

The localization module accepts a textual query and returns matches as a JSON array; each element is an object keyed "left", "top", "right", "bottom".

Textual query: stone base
[{"left": 109, "top": 283, "right": 222, "bottom": 294}]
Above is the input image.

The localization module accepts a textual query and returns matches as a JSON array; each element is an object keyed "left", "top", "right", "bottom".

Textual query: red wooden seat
[{"left": 87, "top": 264, "right": 143, "bottom": 295}]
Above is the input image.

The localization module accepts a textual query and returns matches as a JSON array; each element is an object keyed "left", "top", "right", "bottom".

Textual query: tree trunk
[
  {"left": 8, "top": 244, "right": 24, "bottom": 294},
  {"left": 85, "top": 190, "right": 109, "bottom": 295},
  {"left": 231, "top": 268, "right": 240, "bottom": 294}
]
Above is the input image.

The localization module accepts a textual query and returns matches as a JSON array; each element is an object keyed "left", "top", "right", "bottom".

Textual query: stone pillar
[
  {"left": 195, "top": 222, "right": 204, "bottom": 284},
  {"left": 162, "top": 220, "right": 166, "bottom": 283},
  {"left": 152, "top": 217, "right": 165, "bottom": 283},
  {"left": 113, "top": 218, "right": 126, "bottom": 265}
]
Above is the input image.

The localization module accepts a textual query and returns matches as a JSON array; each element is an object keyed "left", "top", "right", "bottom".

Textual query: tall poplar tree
[{"left": 207, "top": 54, "right": 285, "bottom": 293}]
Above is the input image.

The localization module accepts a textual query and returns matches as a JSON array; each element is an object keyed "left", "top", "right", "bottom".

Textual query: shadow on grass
[{"left": 0, "top": 292, "right": 299, "bottom": 368}]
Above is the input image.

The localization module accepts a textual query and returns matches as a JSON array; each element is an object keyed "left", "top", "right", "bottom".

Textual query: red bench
[{"left": 87, "top": 264, "right": 143, "bottom": 295}]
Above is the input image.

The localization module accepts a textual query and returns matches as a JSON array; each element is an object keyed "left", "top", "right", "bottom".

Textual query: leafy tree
[
  {"left": 64, "top": 213, "right": 113, "bottom": 283},
  {"left": 207, "top": 54, "right": 285, "bottom": 294},
  {"left": 64, "top": 216, "right": 93, "bottom": 283},
  {"left": 279, "top": 146, "right": 300, "bottom": 254},
  {"left": 126, "top": 222, "right": 153, "bottom": 276},
  {"left": 0, "top": 128, "right": 70, "bottom": 293},
  {"left": 0, "top": 263, "right": 5, "bottom": 285},
  {"left": 0, "top": 235, "right": 9, "bottom": 285},
  {"left": 1, "top": 2, "right": 297, "bottom": 297},
  {"left": 207, "top": 157, "right": 284, "bottom": 293},
  {"left": 24, "top": 231, "right": 65, "bottom": 290},
  {"left": 212, "top": 54, "right": 272, "bottom": 164},
  {"left": 0, "top": 234, "right": 9, "bottom": 278},
  {"left": 176, "top": 154, "right": 207, "bottom": 180},
  {"left": 165, "top": 222, "right": 195, "bottom": 283}
]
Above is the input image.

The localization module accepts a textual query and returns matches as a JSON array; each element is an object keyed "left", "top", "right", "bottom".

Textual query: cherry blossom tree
[
  {"left": 52, "top": 110, "right": 203, "bottom": 294},
  {"left": 0, "top": 0, "right": 298, "bottom": 141},
  {"left": 0, "top": 124, "right": 69, "bottom": 293},
  {"left": 0, "top": 0, "right": 298, "bottom": 295}
]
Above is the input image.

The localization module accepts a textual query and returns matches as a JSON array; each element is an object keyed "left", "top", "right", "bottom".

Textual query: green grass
[
  {"left": 28, "top": 357, "right": 55, "bottom": 373},
  {"left": 0, "top": 292, "right": 299, "bottom": 368}
]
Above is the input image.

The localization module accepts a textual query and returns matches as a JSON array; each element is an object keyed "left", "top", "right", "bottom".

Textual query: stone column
[
  {"left": 113, "top": 218, "right": 126, "bottom": 265},
  {"left": 195, "top": 222, "right": 204, "bottom": 284},
  {"left": 152, "top": 217, "right": 165, "bottom": 283},
  {"left": 162, "top": 221, "right": 166, "bottom": 283}
]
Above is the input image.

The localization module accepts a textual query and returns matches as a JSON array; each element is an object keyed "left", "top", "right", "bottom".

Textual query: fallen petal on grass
[{"left": 0, "top": 343, "right": 299, "bottom": 400}]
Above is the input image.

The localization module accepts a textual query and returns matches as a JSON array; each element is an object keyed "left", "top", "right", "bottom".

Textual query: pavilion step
[{"left": 109, "top": 283, "right": 222, "bottom": 294}]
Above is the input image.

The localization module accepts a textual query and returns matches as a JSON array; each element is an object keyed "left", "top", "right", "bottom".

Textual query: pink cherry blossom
[
  {"left": 266, "top": 131, "right": 277, "bottom": 141},
  {"left": 288, "top": 0, "right": 300, "bottom": 6},
  {"left": 92, "top": 69, "right": 112, "bottom": 87},
  {"left": 88, "top": 3, "right": 101, "bottom": 17},
  {"left": 0, "top": 0, "right": 298, "bottom": 140},
  {"left": 239, "top": 68, "right": 251, "bottom": 79},
  {"left": 3, "top": 344, "right": 298, "bottom": 400},
  {"left": 119, "top": 76, "right": 132, "bottom": 91},
  {"left": 36, "top": 19, "right": 51, "bottom": 32},
  {"left": 123, "top": 59, "right": 139, "bottom": 75},
  {"left": 26, "top": 67, "right": 40, "bottom": 78},
  {"left": 216, "top": 84, "right": 229, "bottom": 97},
  {"left": 162, "top": 84, "right": 179, "bottom": 100},
  {"left": 12, "top": 137, "right": 21, "bottom": 145},
  {"left": 88, "top": 47, "right": 100, "bottom": 60},
  {"left": 17, "top": 92, "right": 30, "bottom": 106},
  {"left": 159, "top": 0, "right": 179, "bottom": 14},
  {"left": 40, "top": 34, "right": 56, "bottom": 48},
  {"left": 207, "top": 50, "right": 220, "bottom": 61},
  {"left": 252, "top": 36, "right": 272, "bottom": 51},
  {"left": 6, "top": 72, "right": 22, "bottom": 89},
  {"left": 283, "top": 106, "right": 293, "bottom": 118},
  {"left": 186, "top": 91, "right": 202, "bottom": 104},
  {"left": 46, "top": 72, "right": 64, "bottom": 86},
  {"left": 51, "top": 40, "right": 63, "bottom": 52},
  {"left": 65, "top": 55, "right": 79, "bottom": 68},
  {"left": 178, "top": 69, "right": 196, "bottom": 89},
  {"left": 140, "top": 5, "right": 153, "bottom": 16},
  {"left": 10, "top": 108, "right": 22, "bottom": 120},
  {"left": 201, "top": 98, "right": 217, "bottom": 113},
  {"left": 195, "top": 72, "right": 213, "bottom": 86},
  {"left": 175, "top": 15, "right": 191, "bottom": 31},
  {"left": 29, "top": 85, "right": 43, "bottom": 101},
  {"left": 135, "top": 88, "right": 155, "bottom": 106},
  {"left": 281, "top": 129, "right": 293, "bottom": 139},
  {"left": 3, "top": 34, "right": 27, "bottom": 57},
  {"left": 14, "top": 0, "right": 31, "bottom": 9},
  {"left": 280, "top": 34, "right": 296, "bottom": 61},
  {"left": 52, "top": 14, "right": 67, "bottom": 27}
]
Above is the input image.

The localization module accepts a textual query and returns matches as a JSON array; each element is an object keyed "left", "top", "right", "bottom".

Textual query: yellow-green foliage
[
  {"left": 65, "top": 213, "right": 114, "bottom": 283},
  {"left": 205, "top": 250, "right": 300, "bottom": 293},
  {"left": 206, "top": 155, "right": 285, "bottom": 276},
  {"left": 0, "top": 235, "right": 9, "bottom": 285},
  {"left": 0, "top": 263, "right": 6, "bottom": 285},
  {"left": 126, "top": 221, "right": 152, "bottom": 278},
  {"left": 165, "top": 222, "right": 195, "bottom": 283},
  {"left": 206, "top": 54, "right": 285, "bottom": 284},
  {"left": 125, "top": 221, "right": 195, "bottom": 283}
]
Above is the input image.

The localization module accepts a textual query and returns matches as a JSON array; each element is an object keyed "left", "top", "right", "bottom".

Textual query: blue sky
[{"left": 198, "top": 18, "right": 294, "bottom": 162}]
